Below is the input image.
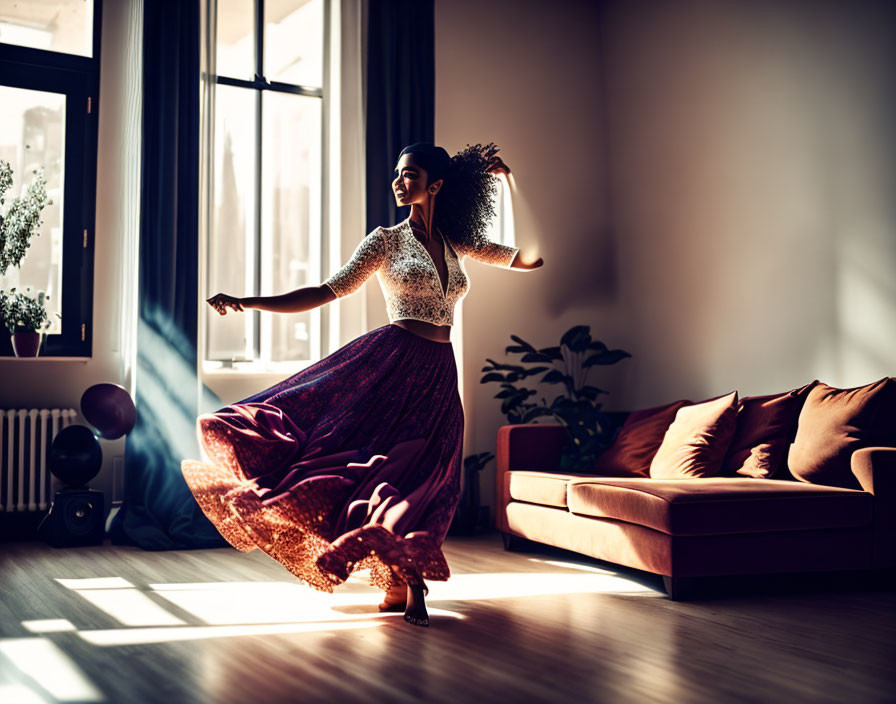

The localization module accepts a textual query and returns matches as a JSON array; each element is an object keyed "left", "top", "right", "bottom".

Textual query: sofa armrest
[
  {"left": 497, "top": 423, "right": 567, "bottom": 472},
  {"left": 852, "top": 447, "right": 896, "bottom": 568},
  {"left": 851, "top": 447, "right": 896, "bottom": 495},
  {"left": 495, "top": 424, "right": 566, "bottom": 533}
]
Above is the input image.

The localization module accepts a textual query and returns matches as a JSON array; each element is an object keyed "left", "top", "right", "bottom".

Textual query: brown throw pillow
[
  {"left": 788, "top": 377, "right": 896, "bottom": 489},
  {"left": 722, "top": 381, "right": 818, "bottom": 478},
  {"left": 650, "top": 391, "right": 739, "bottom": 479},
  {"left": 593, "top": 399, "right": 691, "bottom": 477}
]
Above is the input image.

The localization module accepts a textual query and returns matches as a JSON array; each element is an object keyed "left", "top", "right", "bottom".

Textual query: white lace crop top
[{"left": 322, "top": 217, "right": 520, "bottom": 326}]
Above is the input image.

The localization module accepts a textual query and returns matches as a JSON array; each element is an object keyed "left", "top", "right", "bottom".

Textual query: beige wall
[
  {"left": 600, "top": 0, "right": 896, "bottom": 402},
  {"left": 436, "top": 0, "right": 618, "bottom": 514},
  {"left": 435, "top": 0, "right": 896, "bottom": 514}
]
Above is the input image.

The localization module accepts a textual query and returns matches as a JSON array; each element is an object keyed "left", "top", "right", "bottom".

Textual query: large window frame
[
  {"left": 0, "top": 5, "right": 101, "bottom": 358},
  {"left": 204, "top": 0, "right": 327, "bottom": 371}
]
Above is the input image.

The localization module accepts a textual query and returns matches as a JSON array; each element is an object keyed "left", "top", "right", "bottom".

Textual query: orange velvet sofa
[{"left": 496, "top": 421, "right": 896, "bottom": 599}]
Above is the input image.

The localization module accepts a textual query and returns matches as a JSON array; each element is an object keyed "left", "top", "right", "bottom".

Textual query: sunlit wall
[
  {"left": 599, "top": 0, "right": 896, "bottom": 401},
  {"left": 435, "top": 0, "right": 896, "bottom": 513}
]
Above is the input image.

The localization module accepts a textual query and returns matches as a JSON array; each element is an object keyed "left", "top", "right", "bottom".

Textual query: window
[
  {"left": 485, "top": 173, "right": 516, "bottom": 251},
  {"left": 204, "top": 0, "right": 325, "bottom": 371},
  {"left": 0, "top": 1, "right": 101, "bottom": 356}
]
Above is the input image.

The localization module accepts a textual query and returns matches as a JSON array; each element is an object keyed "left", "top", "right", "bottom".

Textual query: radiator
[{"left": 1, "top": 409, "right": 78, "bottom": 513}]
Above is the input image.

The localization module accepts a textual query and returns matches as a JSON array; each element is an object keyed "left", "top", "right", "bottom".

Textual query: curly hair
[{"left": 397, "top": 142, "right": 501, "bottom": 251}]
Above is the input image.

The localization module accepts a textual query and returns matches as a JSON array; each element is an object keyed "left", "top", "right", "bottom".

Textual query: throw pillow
[
  {"left": 650, "top": 391, "right": 739, "bottom": 479},
  {"left": 721, "top": 380, "right": 818, "bottom": 478},
  {"left": 788, "top": 377, "right": 896, "bottom": 489},
  {"left": 592, "top": 399, "right": 692, "bottom": 477}
]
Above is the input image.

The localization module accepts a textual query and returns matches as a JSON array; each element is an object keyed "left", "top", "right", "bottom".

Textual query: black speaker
[{"left": 37, "top": 489, "right": 105, "bottom": 547}]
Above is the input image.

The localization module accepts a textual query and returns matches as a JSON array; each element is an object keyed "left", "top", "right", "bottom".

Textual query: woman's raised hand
[
  {"left": 486, "top": 154, "right": 511, "bottom": 176},
  {"left": 207, "top": 293, "right": 244, "bottom": 315}
]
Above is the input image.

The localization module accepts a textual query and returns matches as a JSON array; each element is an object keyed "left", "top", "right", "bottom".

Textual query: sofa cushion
[
  {"left": 650, "top": 391, "right": 739, "bottom": 479},
  {"left": 722, "top": 381, "right": 816, "bottom": 479},
  {"left": 789, "top": 377, "right": 896, "bottom": 489},
  {"left": 507, "top": 471, "right": 580, "bottom": 508},
  {"left": 592, "top": 399, "right": 691, "bottom": 477},
  {"left": 566, "top": 477, "right": 872, "bottom": 536}
]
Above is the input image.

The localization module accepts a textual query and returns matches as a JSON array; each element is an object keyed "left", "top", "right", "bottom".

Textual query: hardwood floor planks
[{"left": 1, "top": 534, "right": 894, "bottom": 703}]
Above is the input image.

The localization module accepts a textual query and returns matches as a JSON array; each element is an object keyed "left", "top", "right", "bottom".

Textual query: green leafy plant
[
  {"left": 0, "top": 160, "right": 51, "bottom": 277},
  {"left": 0, "top": 288, "right": 54, "bottom": 334},
  {"left": 481, "top": 325, "right": 631, "bottom": 471}
]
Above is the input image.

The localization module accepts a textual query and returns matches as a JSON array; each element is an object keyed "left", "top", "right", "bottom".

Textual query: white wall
[
  {"left": 599, "top": 0, "right": 896, "bottom": 402},
  {"left": 435, "top": 0, "right": 618, "bottom": 513},
  {"left": 435, "top": 0, "right": 896, "bottom": 514}
]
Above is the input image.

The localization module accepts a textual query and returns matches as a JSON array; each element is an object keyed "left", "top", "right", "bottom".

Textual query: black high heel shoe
[
  {"left": 379, "top": 583, "right": 429, "bottom": 612},
  {"left": 403, "top": 583, "right": 430, "bottom": 627}
]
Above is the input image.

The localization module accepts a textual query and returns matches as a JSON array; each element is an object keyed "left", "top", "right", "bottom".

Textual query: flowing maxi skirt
[{"left": 181, "top": 323, "right": 464, "bottom": 593}]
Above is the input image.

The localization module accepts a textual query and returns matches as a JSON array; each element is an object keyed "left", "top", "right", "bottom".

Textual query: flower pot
[{"left": 12, "top": 329, "right": 42, "bottom": 357}]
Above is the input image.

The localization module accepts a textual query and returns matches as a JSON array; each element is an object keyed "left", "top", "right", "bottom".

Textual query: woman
[{"left": 182, "top": 142, "right": 544, "bottom": 627}]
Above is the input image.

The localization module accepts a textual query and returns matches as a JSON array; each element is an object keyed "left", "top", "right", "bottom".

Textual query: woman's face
[{"left": 393, "top": 153, "right": 440, "bottom": 207}]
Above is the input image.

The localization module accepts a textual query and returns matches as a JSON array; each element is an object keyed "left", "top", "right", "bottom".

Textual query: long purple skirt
[{"left": 181, "top": 323, "right": 464, "bottom": 593}]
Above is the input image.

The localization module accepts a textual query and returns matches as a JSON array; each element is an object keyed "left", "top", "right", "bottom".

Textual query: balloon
[
  {"left": 49, "top": 425, "right": 103, "bottom": 487},
  {"left": 80, "top": 383, "right": 137, "bottom": 440}
]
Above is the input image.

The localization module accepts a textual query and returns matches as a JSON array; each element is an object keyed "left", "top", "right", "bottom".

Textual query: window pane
[
  {"left": 260, "top": 91, "right": 321, "bottom": 363},
  {"left": 264, "top": 0, "right": 323, "bottom": 88},
  {"left": 216, "top": 0, "right": 255, "bottom": 81},
  {"left": 0, "top": 85, "right": 65, "bottom": 334},
  {"left": 485, "top": 174, "right": 515, "bottom": 248},
  {"left": 208, "top": 84, "right": 257, "bottom": 361},
  {"left": 0, "top": 0, "right": 94, "bottom": 57}
]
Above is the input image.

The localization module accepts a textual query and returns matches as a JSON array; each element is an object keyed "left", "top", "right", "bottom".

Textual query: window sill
[
  {"left": 0, "top": 356, "right": 90, "bottom": 362},
  {"left": 202, "top": 360, "right": 313, "bottom": 377}
]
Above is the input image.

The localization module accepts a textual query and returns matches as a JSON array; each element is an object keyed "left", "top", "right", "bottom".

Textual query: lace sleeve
[
  {"left": 323, "top": 227, "right": 388, "bottom": 297},
  {"left": 457, "top": 239, "right": 520, "bottom": 269}
]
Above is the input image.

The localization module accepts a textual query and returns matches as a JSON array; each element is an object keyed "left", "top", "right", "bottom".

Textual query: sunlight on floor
[
  {"left": 21, "top": 620, "right": 77, "bottom": 634},
  {"left": 0, "top": 638, "right": 106, "bottom": 703},
  {"left": 0, "top": 559, "right": 660, "bottom": 702},
  {"left": 78, "top": 618, "right": 389, "bottom": 646},
  {"left": 43, "top": 563, "right": 660, "bottom": 642}
]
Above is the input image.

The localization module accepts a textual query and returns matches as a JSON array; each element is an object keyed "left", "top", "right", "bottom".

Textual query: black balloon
[
  {"left": 80, "top": 383, "right": 137, "bottom": 440},
  {"left": 49, "top": 425, "right": 103, "bottom": 487}
]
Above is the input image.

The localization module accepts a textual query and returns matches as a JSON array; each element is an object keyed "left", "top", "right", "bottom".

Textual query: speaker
[{"left": 38, "top": 489, "right": 105, "bottom": 547}]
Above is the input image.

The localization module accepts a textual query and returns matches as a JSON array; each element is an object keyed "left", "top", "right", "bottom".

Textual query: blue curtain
[
  {"left": 110, "top": 0, "right": 226, "bottom": 549},
  {"left": 365, "top": 0, "right": 435, "bottom": 233}
]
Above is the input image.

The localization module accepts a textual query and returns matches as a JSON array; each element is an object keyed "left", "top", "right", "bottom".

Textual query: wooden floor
[{"left": 0, "top": 533, "right": 894, "bottom": 704}]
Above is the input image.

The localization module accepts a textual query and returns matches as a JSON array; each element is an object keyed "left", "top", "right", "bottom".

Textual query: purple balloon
[{"left": 80, "top": 383, "right": 137, "bottom": 440}]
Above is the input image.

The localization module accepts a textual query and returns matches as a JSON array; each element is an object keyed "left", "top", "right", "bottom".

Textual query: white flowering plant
[
  {"left": 0, "top": 288, "right": 55, "bottom": 334},
  {"left": 0, "top": 160, "right": 55, "bottom": 336},
  {"left": 0, "top": 159, "right": 52, "bottom": 277}
]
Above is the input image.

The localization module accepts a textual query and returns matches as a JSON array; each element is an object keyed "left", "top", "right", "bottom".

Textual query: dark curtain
[
  {"left": 110, "top": 0, "right": 226, "bottom": 549},
  {"left": 365, "top": 0, "right": 435, "bottom": 233}
]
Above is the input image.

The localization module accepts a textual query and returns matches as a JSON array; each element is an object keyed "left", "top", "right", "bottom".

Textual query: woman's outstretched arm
[
  {"left": 509, "top": 251, "right": 544, "bottom": 270},
  {"left": 457, "top": 239, "right": 544, "bottom": 270},
  {"left": 246, "top": 285, "right": 335, "bottom": 313},
  {"left": 208, "top": 226, "right": 387, "bottom": 316},
  {"left": 207, "top": 286, "right": 336, "bottom": 315}
]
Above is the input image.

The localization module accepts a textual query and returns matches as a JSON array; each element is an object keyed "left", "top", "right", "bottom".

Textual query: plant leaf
[
  {"left": 583, "top": 349, "right": 632, "bottom": 366},
  {"left": 560, "top": 325, "right": 591, "bottom": 352}
]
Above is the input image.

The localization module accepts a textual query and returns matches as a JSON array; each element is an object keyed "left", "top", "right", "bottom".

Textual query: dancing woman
[{"left": 182, "top": 142, "right": 544, "bottom": 627}]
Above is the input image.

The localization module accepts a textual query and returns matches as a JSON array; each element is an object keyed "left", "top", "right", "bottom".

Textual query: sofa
[{"left": 496, "top": 377, "right": 896, "bottom": 598}]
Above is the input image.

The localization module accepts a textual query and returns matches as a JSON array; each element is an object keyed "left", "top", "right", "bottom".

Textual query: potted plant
[
  {"left": 0, "top": 159, "right": 53, "bottom": 356},
  {"left": 481, "top": 325, "right": 631, "bottom": 471},
  {"left": 0, "top": 288, "right": 53, "bottom": 357},
  {"left": 449, "top": 451, "right": 495, "bottom": 536}
]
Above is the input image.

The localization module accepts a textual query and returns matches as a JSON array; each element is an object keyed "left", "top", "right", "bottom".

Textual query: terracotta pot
[{"left": 11, "top": 329, "right": 42, "bottom": 357}]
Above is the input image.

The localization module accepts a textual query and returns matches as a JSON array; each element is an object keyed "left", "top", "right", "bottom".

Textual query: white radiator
[{"left": 1, "top": 409, "right": 78, "bottom": 512}]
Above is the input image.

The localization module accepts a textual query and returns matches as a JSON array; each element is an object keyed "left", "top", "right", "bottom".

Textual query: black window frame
[
  {"left": 207, "top": 0, "right": 324, "bottom": 364},
  {"left": 0, "top": 3, "right": 102, "bottom": 358}
]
